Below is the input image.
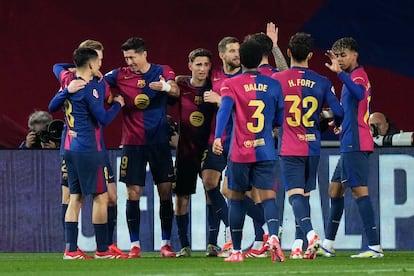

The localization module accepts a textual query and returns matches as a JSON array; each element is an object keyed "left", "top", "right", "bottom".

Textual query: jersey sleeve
[
  {"left": 86, "top": 88, "right": 121, "bottom": 126},
  {"left": 104, "top": 69, "right": 120, "bottom": 88},
  {"left": 49, "top": 88, "right": 70, "bottom": 112},
  {"left": 53, "top": 63, "right": 75, "bottom": 81},
  {"left": 214, "top": 96, "right": 234, "bottom": 139},
  {"left": 162, "top": 65, "right": 176, "bottom": 81},
  {"left": 324, "top": 83, "right": 344, "bottom": 126},
  {"left": 338, "top": 71, "right": 365, "bottom": 100}
]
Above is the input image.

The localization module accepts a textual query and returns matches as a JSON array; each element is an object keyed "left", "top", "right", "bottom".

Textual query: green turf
[{"left": 0, "top": 251, "right": 413, "bottom": 275}]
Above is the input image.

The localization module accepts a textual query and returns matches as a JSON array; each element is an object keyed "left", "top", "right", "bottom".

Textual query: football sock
[
  {"left": 126, "top": 200, "right": 140, "bottom": 242},
  {"left": 207, "top": 204, "right": 220, "bottom": 245},
  {"left": 228, "top": 199, "right": 246, "bottom": 251},
  {"left": 243, "top": 197, "right": 265, "bottom": 241},
  {"left": 107, "top": 205, "right": 117, "bottom": 245},
  {"left": 295, "top": 220, "right": 305, "bottom": 241},
  {"left": 94, "top": 223, "right": 108, "bottom": 252},
  {"left": 289, "top": 194, "right": 312, "bottom": 235},
  {"left": 325, "top": 197, "right": 344, "bottom": 240},
  {"left": 65, "top": 221, "right": 78, "bottom": 252},
  {"left": 261, "top": 198, "right": 280, "bottom": 237},
  {"left": 176, "top": 213, "right": 190, "bottom": 248},
  {"left": 206, "top": 186, "right": 229, "bottom": 227},
  {"left": 160, "top": 200, "right": 174, "bottom": 240},
  {"left": 356, "top": 195, "right": 379, "bottom": 245}
]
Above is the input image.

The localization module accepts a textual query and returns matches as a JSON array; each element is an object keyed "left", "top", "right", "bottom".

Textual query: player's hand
[
  {"left": 25, "top": 131, "right": 37, "bottom": 148},
  {"left": 212, "top": 138, "right": 223, "bottom": 155},
  {"left": 325, "top": 50, "right": 342, "bottom": 73},
  {"left": 204, "top": 90, "right": 221, "bottom": 105},
  {"left": 113, "top": 95, "right": 125, "bottom": 107},
  {"left": 67, "top": 79, "right": 87, "bottom": 93},
  {"left": 333, "top": 125, "right": 342, "bottom": 135},
  {"left": 266, "top": 22, "right": 279, "bottom": 47}
]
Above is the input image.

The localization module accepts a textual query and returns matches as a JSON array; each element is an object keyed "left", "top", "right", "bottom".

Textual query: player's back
[
  {"left": 272, "top": 66, "right": 341, "bottom": 156},
  {"left": 221, "top": 72, "right": 283, "bottom": 163},
  {"left": 64, "top": 80, "right": 105, "bottom": 152}
]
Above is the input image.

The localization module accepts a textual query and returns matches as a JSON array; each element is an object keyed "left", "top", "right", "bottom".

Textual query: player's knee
[{"left": 328, "top": 182, "right": 343, "bottom": 198}]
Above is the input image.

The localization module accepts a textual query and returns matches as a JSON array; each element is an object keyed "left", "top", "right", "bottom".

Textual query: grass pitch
[{"left": 1, "top": 251, "right": 413, "bottom": 275}]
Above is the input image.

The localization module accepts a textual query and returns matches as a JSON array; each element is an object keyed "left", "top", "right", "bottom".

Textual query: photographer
[
  {"left": 19, "top": 110, "right": 60, "bottom": 149},
  {"left": 369, "top": 112, "right": 413, "bottom": 146}
]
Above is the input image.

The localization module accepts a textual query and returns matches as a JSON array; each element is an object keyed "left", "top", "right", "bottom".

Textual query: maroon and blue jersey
[
  {"left": 272, "top": 67, "right": 343, "bottom": 156},
  {"left": 258, "top": 64, "right": 279, "bottom": 77},
  {"left": 215, "top": 71, "right": 284, "bottom": 163},
  {"left": 176, "top": 77, "right": 214, "bottom": 158},
  {"left": 208, "top": 67, "right": 242, "bottom": 152},
  {"left": 337, "top": 66, "right": 373, "bottom": 152},
  {"left": 104, "top": 64, "right": 175, "bottom": 145},
  {"left": 62, "top": 80, "right": 121, "bottom": 152}
]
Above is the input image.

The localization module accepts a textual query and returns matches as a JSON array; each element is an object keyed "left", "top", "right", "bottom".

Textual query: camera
[
  {"left": 33, "top": 119, "right": 64, "bottom": 147},
  {"left": 372, "top": 130, "right": 413, "bottom": 147}
]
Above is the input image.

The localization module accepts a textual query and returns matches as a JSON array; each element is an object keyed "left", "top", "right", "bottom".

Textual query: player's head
[
  {"left": 78, "top": 39, "right": 104, "bottom": 69},
  {"left": 287, "top": 32, "right": 313, "bottom": 63},
  {"left": 331, "top": 37, "right": 359, "bottom": 72},
  {"left": 73, "top": 47, "right": 100, "bottom": 75},
  {"left": 121, "top": 37, "right": 148, "bottom": 72},
  {"left": 244, "top": 33, "right": 273, "bottom": 57},
  {"left": 239, "top": 40, "right": 262, "bottom": 70},
  {"left": 188, "top": 48, "right": 212, "bottom": 82},
  {"left": 218, "top": 36, "right": 240, "bottom": 70}
]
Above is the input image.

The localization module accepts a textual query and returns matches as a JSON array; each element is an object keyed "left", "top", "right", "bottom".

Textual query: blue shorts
[
  {"left": 227, "top": 160, "right": 277, "bottom": 192},
  {"left": 119, "top": 144, "right": 175, "bottom": 186},
  {"left": 61, "top": 158, "right": 68, "bottom": 187},
  {"left": 64, "top": 151, "right": 107, "bottom": 195},
  {"left": 200, "top": 145, "right": 227, "bottom": 173},
  {"left": 279, "top": 156, "right": 320, "bottom": 193},
  {"left": 331, "top": 151, "right": 370, "bottom": 187}
]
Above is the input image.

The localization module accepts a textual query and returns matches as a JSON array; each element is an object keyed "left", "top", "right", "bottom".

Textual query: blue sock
[
  {"left": 176, "top": 214, "right": 190, "bottom": 248},
  {"left": 356, "top": 196, "right": 379, "bottom": 246},
  {"left": 107, "top": 205, "right": 117, "bottom": 245},
  {"left": 325, "top": 197, "right": 344, "bottom": 240},
  {"left": 261, "top": 198, "right": 280, "bottom": 237},
  {"left": 243, "top": 197, "right": 265, "bottom": 240},
  {"left": 228, "top": 199, "right": 246, "bottom": 251},
  {"left": 295, "top": 221, "right": 304, "bottom": 240},
  {"left": 160, "top": 200, "right": 173, "bottom": 240},
  {"left": 126, "top": 200, "right": 140, "bottom": 242},
  {"left": 207, "top": 204, "right": 220, "bottom": 246},
  {"left": 61, "top": 204, "right": 68, "bottom": 237},
  {"left": 289, "top": 194, "right": 312, "bottom": 235},
  {"left": 206, "top": 187, "right": 229, "bottom": 227},
  {"left": 94, "top": 223, "right": 108, "bottom": 252},
  {"left": 65, "top": 221, "right": 78, "bottom": 252}
]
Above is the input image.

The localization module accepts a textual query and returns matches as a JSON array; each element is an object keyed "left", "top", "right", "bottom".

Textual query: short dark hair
[
  {"left": 239, "top": 40, "right": 262, "bottom": 69},
  {"left": 188, "top": 48, "right": 212, "bottom": 63},
  {"left": 288, "top": 32, "right": 313, "bottom": 62},
  {"left": 244, "top": 33, "right": 273, "bottom": 57},
  {"left": 73, "top": 47, "right": 98, "bottom": 68},
  {"left": 218, "top": 36, "right": 239, "bottom": 53},
  {"left": 332, "top": 37, "right": 358, "bottom": 52},
  {"left": 121, "top": 37, "right": 147, "bottom": 53}
]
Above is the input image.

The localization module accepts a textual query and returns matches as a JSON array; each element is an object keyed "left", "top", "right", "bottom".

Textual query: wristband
[{"left": 161, "top": 80, "right": 171, "bottom": 92}]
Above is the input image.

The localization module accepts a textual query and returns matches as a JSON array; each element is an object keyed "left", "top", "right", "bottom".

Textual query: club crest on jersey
[
  {"left": 137, "top": 79, "right": 146, "bottom": 88},
  {"left": 194, "top": 95, "right": 203, "bottom": 105},
  {"left": 93, "top": 89, "right": 99, "bottom": 98}
]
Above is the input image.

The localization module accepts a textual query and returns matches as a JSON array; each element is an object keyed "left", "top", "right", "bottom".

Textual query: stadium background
[{"left": 0, "top": 0, "right": 413, "bottom": 148}]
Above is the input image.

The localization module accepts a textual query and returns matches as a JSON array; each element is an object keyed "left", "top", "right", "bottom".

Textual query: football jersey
[
  {"left": 104, "top": 64, "right": 175, "bottom": 145},
  {"left": 176, "top": 77, "right": 214, "bottom": 158},
  {"left": 337, "top": 66, "right": 373, "bottom": 152},
  {"left": 208, "top": 67, "right": 242, "bottom": 151},
  {"left": 215, "top": 71, "right": 284, "bottom": 163},
  {"left": 258, "top": 64, "right": 279, "bottom": 77},
  {"left": 272, "top": 66, "right": 343, "bottom": 156},
  {"left": 62, "top": 80, "right": 121, "bottom": 152}
]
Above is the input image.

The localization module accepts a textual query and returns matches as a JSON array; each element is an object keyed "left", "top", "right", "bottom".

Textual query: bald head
[{"left": 369, "top": 112, "right": 389, "bottom": 136}]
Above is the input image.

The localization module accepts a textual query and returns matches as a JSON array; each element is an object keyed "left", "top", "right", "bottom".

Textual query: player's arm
[
  {"left": 53, "top": 63, "right": 75, "bottom": 81},
  {"left": 273, "top": 91, "right": 284, "bottom": 127},
  {"left": 88, "top": 92, "right": 124, "bottom": 126},
  {"left": 48, "top": 80, "right": 87, "bottom": 112},
  {"left": 213, "top": 95, "right": 233, "bottom": 155},
  {"left": 103, "top": 69, "right": 120, "bottom": 88},
  {"left": 266, "top": 22, "right": 289, "bottom": 71},
  {"left": 324, "top": 85, "right": 344, "bottom": 127},
  {"left": 149, "top": 77, "right": 180, "bottom": 97},
  {"left": 204, "top": 90, "right": 222, "bottom": 107}
]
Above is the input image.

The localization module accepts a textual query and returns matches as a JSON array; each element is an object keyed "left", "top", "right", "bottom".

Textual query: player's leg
[
  {"left": 61, "top": 158, "right": 69, "bottom": 236},
  {"left": 149, "top": 143, "right": 175, "bottom": 257},
  {"left": 120, "top": 145, "right": 146, "bottom": 258},
  {"left": 346, "top": 152, "right": 383, "bottom": 258}
]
